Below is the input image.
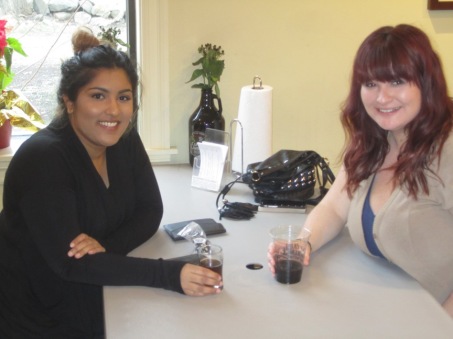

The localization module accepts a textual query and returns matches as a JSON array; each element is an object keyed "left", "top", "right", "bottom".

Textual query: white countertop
[{"left": 104, "top": 165, "right": 453, "bottom": 338}]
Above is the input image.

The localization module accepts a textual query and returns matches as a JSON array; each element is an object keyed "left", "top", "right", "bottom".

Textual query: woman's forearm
[
  {"left": 303, "top": 167, "right": 351, "bottom": 252},
  {"left": 304, "top": 202, "right": 346, "bottom": 252}
]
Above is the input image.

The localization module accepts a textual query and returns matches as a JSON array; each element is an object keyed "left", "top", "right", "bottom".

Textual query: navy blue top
[{"left": 362, "top": 177, "right": 385, "bottom": 258}]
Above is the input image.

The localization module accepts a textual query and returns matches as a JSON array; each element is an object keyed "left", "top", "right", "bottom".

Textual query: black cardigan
[{"left": 0, "top": 123, "right": 184, "bottom": 338}]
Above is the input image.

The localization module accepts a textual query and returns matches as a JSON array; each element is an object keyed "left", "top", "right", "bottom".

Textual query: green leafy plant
[
  {"left": 97, "top": 26, "right": 129, "bottom": 50},
  {"left": 187, "top": 43, "right": 225, "bottom": 97}
]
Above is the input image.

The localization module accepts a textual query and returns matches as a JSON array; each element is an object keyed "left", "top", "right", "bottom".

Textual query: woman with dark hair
[
  {"left": 0, "top": 28, "right": 222, "bottom": 338},
  {"left": 269, "top": 24, "right": 453, "bottom": 316}
]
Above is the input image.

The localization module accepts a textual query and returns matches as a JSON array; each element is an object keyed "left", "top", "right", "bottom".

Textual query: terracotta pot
[{"left": 0, "top": 119, "right": 12, "bottom": 149}]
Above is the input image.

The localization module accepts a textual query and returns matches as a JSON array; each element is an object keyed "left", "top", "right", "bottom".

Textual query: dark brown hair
[
  {"left": 53, "top": 27, "right": 139, "bottom": 131},
  {"left": 341, "top": 24, "right": 453, "bottom": 197}
]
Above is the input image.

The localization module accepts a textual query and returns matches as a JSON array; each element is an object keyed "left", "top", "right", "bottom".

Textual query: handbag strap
[
  {"left": 317, "top": 154, "right": 336, "bottom": 190},
  {"left": 215, "top": 177, "right": 258, "bottom": 220},
  {"left": 304, "top": 154, "right": 335, "bottom": 205}
]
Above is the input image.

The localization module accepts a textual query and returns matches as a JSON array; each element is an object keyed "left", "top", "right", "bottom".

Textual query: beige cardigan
[{"left": 347, "top": 135, "right": 453, "bottom": 303}]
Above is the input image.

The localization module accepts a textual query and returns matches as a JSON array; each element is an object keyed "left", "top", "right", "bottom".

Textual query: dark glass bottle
[{"left": 188, "top": 88, "right": 225, "bottom": 166}]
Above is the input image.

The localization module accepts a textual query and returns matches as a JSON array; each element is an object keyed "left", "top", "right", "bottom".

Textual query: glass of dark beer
[
  {"left": 198, "top": 244, "right": 223, "bottom": 289},
  {"left": 270, "top": 225, "right": 310, "bottom": 284}
]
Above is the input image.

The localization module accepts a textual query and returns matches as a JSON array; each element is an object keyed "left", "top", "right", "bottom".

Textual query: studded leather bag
[
  {"left": 216, "top": 150, "right": 335, "bottom": 220},
  {"left": 242, "top": 150, "right": 335, "bottom": 205}
]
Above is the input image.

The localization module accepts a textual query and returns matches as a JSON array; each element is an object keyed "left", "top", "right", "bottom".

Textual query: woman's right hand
[
  {"left": 180, "top": 264, "right": 223, "bottom": 296},
  {"left": 267, "top": 241, "right": 312, "bottom": 275},
  {"left": 68, "top": 233, "right": 105, "bottom": 259}
]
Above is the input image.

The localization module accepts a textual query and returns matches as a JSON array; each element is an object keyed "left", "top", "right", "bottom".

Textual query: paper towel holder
[
  {"left": 229, "top": 119, "right": 244, "bottom": 176},
  {"left": 252, "top": 76, "right": 263, "bottom": 90}
]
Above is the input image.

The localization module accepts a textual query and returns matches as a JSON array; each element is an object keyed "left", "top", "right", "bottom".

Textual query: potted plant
[
  {"left": 0, "top": 19, "right": 45, "bottom": 149},
  {"left": 97, "top": 26, "right": 129, "bottom": 50},
  {"left": 186, "top": 43, "right": 226, "bottom": 166},
  {"left": 187, "top": 43, "right": 225, "bottom": 97}
]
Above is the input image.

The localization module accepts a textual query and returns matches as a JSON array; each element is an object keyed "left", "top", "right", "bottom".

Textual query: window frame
[{"left": 135, "top": 0, "right": 176, "bottom": 163}]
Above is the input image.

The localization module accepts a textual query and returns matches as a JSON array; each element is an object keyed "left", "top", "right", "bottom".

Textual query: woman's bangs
[{"left": 357, "top": 48, "right": 417, "bottom": 84}]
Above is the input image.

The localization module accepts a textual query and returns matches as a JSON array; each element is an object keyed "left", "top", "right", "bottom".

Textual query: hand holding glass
[{"left": 269, "top": 225, "right": 311, "bottom": 284}]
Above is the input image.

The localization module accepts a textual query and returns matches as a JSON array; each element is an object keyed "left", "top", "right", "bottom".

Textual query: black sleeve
[{"left": 20, "top": 175, "right": 184, "bottom": 293}]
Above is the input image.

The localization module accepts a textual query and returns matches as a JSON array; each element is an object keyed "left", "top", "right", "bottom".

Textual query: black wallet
[{"left": 163, "top": 218, "right": 226, "bottom": 241}]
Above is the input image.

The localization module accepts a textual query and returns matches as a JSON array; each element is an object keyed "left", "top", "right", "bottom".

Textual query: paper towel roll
[{"left": 231, "top": 84, "right": 273, "bottom": 174}]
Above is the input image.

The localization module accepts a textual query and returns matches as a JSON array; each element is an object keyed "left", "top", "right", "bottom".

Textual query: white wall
[{"left": 164, "top": 0, "right": 453, "bottom": 172}]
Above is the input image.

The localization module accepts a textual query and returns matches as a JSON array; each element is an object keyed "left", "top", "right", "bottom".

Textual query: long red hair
[{"left": 341, "top": 24, "right": 453, "bottom": 197}]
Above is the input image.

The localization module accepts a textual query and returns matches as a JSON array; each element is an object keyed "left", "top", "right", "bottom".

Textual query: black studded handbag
[
  {"left": 242, "top": 150, "right": 335, "bottom": 205},
  {"left": 216, "top": 150, "right": 335, "bottom": 220}
]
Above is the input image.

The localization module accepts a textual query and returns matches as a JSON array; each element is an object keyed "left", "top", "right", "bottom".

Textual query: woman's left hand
[{"left": 68, "top": 233, "right": 106, "bottom": 259}]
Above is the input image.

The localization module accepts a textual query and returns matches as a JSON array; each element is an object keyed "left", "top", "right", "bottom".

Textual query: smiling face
[
  {"left": 64, "top": 67, "right": 134, "bottom": 157},
  {"left": 360, "top": 79, "right": 422, "bottom": 141}
]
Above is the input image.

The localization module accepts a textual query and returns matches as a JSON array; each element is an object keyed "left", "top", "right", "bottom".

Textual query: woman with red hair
[{"left": 269, "top": 24, "right": 453, "bottom": 316}]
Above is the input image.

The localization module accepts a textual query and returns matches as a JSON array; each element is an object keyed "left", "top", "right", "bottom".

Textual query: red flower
[
  {"left": 0, "top": 20, "right": 26, "bottom": 91},
  {"left": 0, "top": 20, "right": 7, "bottom": 58}
]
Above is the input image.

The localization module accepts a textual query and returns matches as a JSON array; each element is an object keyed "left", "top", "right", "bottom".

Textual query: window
[
  {"left": 8, "top": 0, "right": 132, "bottom": 131},
  {"left": 3, "top": 0, "right": 174, "bottom": 162},
  {"left": 0, "top": 0, "right": 170, "bottom": 208},
  {"left": 1, "top": 1, "right": 174, "bottom": 207}
]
